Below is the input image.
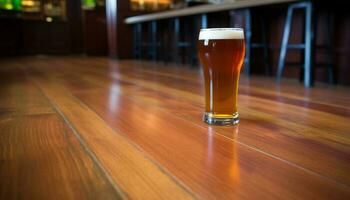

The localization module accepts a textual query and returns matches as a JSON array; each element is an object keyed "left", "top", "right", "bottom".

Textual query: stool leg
[
  {"left": 147, "top": 22, "right": 151, "bottom": 59},
  {"left": 147, "top": 21, "right": 155, "bottom": 60},
  {"left": 304, "top": 2, "right": 313, "bottom": 87},
  {"left": 326, "top": 11, "right": 336, "bottom": 84},
  {"left": 183, "top": 18, "right": 191, "bottom": 65},
  {"left": 201, "top": 14, "right": 207, "bottom": 28},
  {"left": 134, "top": 23, "right": 142, "bottom": 59},
  {"left": 133, "top": 24, "right": 139, "bottom": 59},
  {"left": 244, "top": 9, "right": 252, "bottom": 75},
  {"left": 133, "top": 24, "right": 136, "bottom": 58},
  {"left": 138, "top": 23, "right": 142, "bottom": 59},
  {"left": 174, "top": 18, "right": 180, "bottom": 64},
  {"left": 277, "top": 6, "right": 294, "bottom": 82},
  {"left": 260, "top": 17, "right": 271, "bottom": 75},
  {"left": 158, "top": 21, "right": 164, "bottom": 63},
  {"left": 165, "top": 19, "right": 173, "bottom": 63},
  {"left": 151, "top": 21, "right": 157, "bottom": 61}
]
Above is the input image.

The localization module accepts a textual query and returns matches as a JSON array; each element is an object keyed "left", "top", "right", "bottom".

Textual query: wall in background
[
  {"left": 82, "top": 7, "right": 107, "bottom": 55},
  {"left": 0, "top": 0, "right": 85, "bottom": 55}
]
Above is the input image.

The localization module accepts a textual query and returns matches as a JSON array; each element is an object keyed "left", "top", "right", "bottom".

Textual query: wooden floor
[{"left": 1, "top": 56, "right": 350, "bottom": 199}]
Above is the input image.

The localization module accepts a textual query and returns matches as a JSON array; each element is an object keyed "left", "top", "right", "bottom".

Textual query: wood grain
[
  {"left": 27, "top": 70, "right": 196, "bottom": 200},
  {"left": 0, "top": 64, "right": 122, "bottom": 199},
  {"left": 0, "top": 114, "right": 122, "bottom": 200},
  {"left": 36, "top": 58, "right": 350, "bottom": 184},
  {"left": 0, "top": 57, "right": 350, "bottom": 199},
  {"left": 0, "top": 67, "right": 54, "bottom": 115},
  {"left": 2, "top": 56, "right": 350, "bottom": 199}
]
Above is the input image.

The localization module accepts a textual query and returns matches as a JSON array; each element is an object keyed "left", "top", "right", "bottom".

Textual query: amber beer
[{"left": 198, "top": 28, "right": 245, "bottom": 125}]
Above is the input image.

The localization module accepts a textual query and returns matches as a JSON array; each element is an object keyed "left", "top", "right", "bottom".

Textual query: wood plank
[
  {"left": 0, "top": 64, "right": 122, "bottom": 200},
  {"left": 37, "top": 57, "right": 350, "bottom": 187},
  {"left": 64, "top": 58, "right": 350, "bottom": 114},
  {"left": 119, "top": 87, "right": 350, "bottom": 184},
  {"left": 134, "top": 66, "right": 350, "bottom": 112},
  {"left": 68, "top": 60, "right": 350, "bottom": 145},
  {"left": 109, "top": 71, "right": 350, "bottom": 185},
  {"left": 74, "top": 89, "right": 350, "bottom": 199},
  {"left": 26, "top": 69, "right": 196, "bottom": 200},
  {"left": 24, "top": 58, "right": 350, "bottom": 199},
  {"left": 59, "top": 61, "right": 350, "bottom": 147},
  {"left": 0, "top": 67, "right": 54, "bottom": 115},
  {"left": 0, "top": 114, "right": 122, "bottom": 200}
]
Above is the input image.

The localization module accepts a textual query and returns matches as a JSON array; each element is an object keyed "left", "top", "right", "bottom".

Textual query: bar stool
[
  {"left": 172, "top": 17, "right": 192, "bottom": 64},
  {"left": 133, "top": 23, "right": 142, "bottom": 59},
  {"left": 147, "top": 21, "right": 158, "bottom": 60},
  {"left": 277, "top": 1, "right": 335, "bottom": 87},
  {"left": 133, "top": 21, "right": 161, "bottom": 61},
  {"left": 230, "top": 9, "right": 271, "bottom": 75},
  {"left": 172, "top": 14, "right": 207, "bottom": 65}
]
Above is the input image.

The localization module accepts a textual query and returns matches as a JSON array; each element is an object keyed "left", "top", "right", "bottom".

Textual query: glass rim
[{"left": 200, "top": 28, "right": 244, "bottom": 32}]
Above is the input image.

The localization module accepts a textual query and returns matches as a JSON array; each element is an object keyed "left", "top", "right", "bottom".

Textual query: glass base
[{"left": 203, "top": 112, "right": 239, "bottom": 125}]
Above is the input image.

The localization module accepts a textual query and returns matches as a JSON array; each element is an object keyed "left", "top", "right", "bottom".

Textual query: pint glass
[{"left": 198, "top": 28, "right": 245, "bottom": 125}]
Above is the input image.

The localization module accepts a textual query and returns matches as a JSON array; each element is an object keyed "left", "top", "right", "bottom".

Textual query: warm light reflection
[
  {"left": 108, "top": 61, "right": 122, "bottom": 115},
  {"left": 144, "top": 112, "right": 158, "bottom": 128},
  {"left": 22, "top": 0, "right": 35, "bottom": 6},
  {"left": 108, "top": 83, "right": 120, "bottom": 114},
  {"left": 22, "top": 0, "right": 41, "bottom": 13},
  {"left": 229, "top": 125, "right": 240, "bottom": 182},
  {"left": 207, "top": 127, "right": 214, "bottom": 163},
  {"left": 206, "top": 125, "right": 240, "bottom": 185},
  {"left": 46, "top": 16, "right": 52, "bottom": 22},
  {"left": 130, "top": 0, "right": 172, "bottom": 11}
]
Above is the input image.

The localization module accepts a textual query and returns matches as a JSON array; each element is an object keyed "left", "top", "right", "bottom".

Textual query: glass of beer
[{"left": 198, "top": 28, "right": 245, "bottom": 125}]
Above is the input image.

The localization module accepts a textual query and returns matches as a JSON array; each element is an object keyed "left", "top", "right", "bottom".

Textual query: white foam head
[{"left": 199, "top": 28, "right": 244, "bottom": 40}]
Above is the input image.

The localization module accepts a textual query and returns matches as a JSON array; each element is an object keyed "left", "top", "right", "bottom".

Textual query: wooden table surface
[{"left": 1, "top": 56, "right": 350, "bottom": 199}]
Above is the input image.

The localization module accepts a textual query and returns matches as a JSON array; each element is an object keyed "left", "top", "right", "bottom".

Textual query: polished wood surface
[
  {"left": 0, "top": 68, "right": 121, "bottom": 199},
  {"left": 0, "top": 57, "right": 349, "bottom": 199}
]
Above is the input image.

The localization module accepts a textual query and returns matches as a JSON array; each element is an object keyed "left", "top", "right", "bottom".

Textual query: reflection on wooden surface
[{"left": 0, "top": 56, "right": 350, "bottom": 199}]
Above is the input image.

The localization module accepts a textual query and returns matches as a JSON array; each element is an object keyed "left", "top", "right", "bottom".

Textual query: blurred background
[{"left": 0, "top": 0, "right": 349, "bottom": 86}]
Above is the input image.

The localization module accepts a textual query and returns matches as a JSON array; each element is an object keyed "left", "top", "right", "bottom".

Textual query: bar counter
[
  {"left": 124, "top": 0, "right": 297, "bottom": 24},
  {"left": 0, "top": 56, "right": 350, "bottom": 199}
]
